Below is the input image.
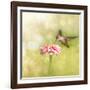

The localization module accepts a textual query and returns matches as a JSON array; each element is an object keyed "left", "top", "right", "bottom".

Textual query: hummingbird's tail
[{"left": 67, "top": 36, "right": 78, "bottom": 39}]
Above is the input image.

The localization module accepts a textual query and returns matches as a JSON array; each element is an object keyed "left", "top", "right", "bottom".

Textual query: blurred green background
[{"left": 22, "top": 12, "right": 80, "bottom": 78}]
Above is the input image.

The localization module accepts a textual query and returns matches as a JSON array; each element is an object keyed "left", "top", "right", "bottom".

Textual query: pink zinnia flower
[
  {"left": 40, "top": 44, "right": 48, "bottom": 54},
  {"left": 40, "top": 44, "right": 61, "bottom": 55}
]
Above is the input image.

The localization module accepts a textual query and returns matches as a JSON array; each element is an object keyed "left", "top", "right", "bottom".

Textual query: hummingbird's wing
[
  {"left": 61, "top": 41, "right": 69, "bottom": 48},
  {"left": 59, "top": 38, "right": 70, "bottom": 48},
  {"left": 59, "top": 30, "right": 62, "bottom": 36},
  {"left": 61, "top": 42, "right": 69, "bottom": 48}
]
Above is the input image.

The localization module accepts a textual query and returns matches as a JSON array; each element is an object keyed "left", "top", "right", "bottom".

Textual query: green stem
[{"left": 48, "top": 55, "right": 52, "bottom": 75}]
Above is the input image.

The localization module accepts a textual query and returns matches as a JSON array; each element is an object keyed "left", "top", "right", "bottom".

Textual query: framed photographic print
[{"left": 11, "top": 1, "right": 88, "bottom": 89}]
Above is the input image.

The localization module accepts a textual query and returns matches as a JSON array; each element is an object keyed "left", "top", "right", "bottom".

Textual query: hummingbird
[{"left": 55, "top": 30, "right": 78, "bottom": 48}]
